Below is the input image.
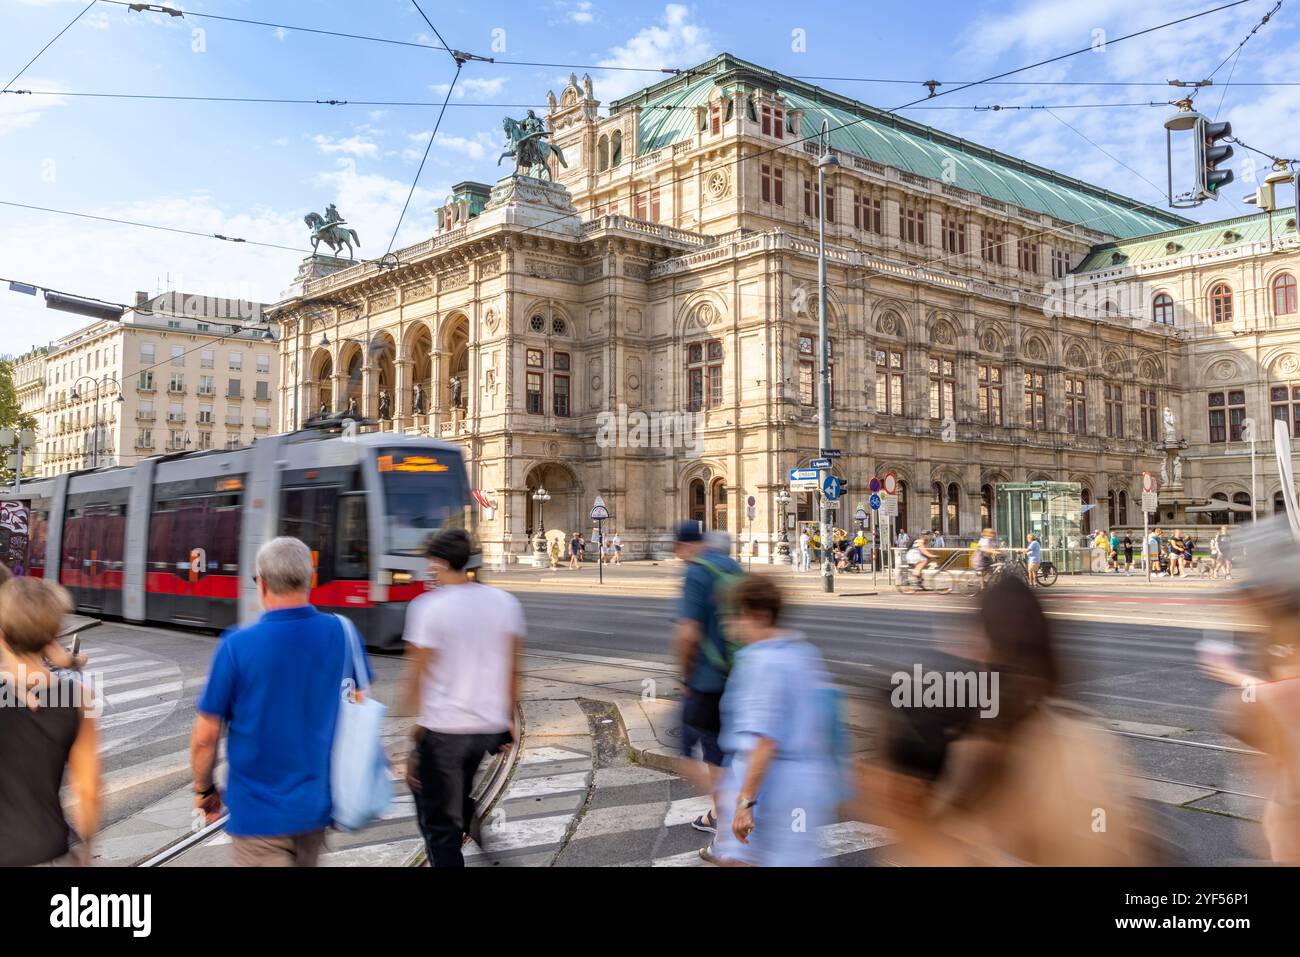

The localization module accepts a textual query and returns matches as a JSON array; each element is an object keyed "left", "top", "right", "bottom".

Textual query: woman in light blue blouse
[{"left": 708, "top": 574, "right": 842, "bottom": 867}]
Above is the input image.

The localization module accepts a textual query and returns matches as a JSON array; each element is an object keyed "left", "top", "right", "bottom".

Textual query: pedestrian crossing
[{"left": 464, "top": 742, "right": 895, "bottom": 867}]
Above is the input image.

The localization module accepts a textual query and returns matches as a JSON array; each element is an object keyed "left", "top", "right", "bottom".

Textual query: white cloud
[
  {"left": 313, "top": 158, "right": 448, "bottom": 252},
  {"left": 569, "top": 1, "right": 595, "bottom": 24},
  {"left": 430, "top": 76, "right": 509, "bottom": 100},
  {"left": 273, "top": 27, "right": 287, "bottom": 41},
  {"left": 0, "top": 193, "right": 306, "bottom": 352},
  {"left": 312, "top": 133, "right": 380, "bottom": 158},
  {"left": 941, "top": 0, "right": 1300, "bottom": 223},
  {"left": 0, "top": 80, "right": 66, "bottom": 138},
  {"left": 404, "top": 130, "right": 498, "bottom": 163},
  {"left": 591, "top": 4, "right": 714, "bottom": 102}
]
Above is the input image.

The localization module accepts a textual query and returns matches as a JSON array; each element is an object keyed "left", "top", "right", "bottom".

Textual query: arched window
[
  {"left": 1081, "top": 488, "right": 1092, "bottom": 534},
  {"left": 980, "top": 484, "right": 994, "bottom": 530},
  {"left": 689, "top": 479, "right": 706, "bottom": 527},
  {"left": 610, "top": 130, "right": 623, "bottom": 167},
  {"left": 897, "top": 480, "right": 910, "bottom": 536},
  {"left": 597, "top": 135, "right": 609, "bottom": 172},
  {"left": 1210, "top": 283, "right": 1234, "bottom": 324},
  {"left": 1152, "top": 293, "right": 1175, "bottom": 325},
  {"left": 947, "top": 482, "right": 960, "bottom": 537},
  {"left": 930, "top": 482, "right": 943, "bottom": 534},
  {"left": 1274, "top": 273, "right": 1297, "bottom": 315},
  {"left": 1233, "top": 492, "right": 1252, "bottom": 523},
  {"left": 711, "top": 479, "right": 728, "bottom": 531},
  {"left": 1118, "top": 489, "right": 1129, "bottom": 526},
  {"left": 1276, "top": 490, "right": 1287, "bottom": 515}
]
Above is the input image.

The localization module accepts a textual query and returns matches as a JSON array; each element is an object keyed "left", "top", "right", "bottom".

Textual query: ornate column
[
  {"left": 395, "top": 358, "right": 412, "bottom": 430},
  {"left": 332, "top": 371, "right": 345, "bottom": 412},
  {"left": 430, "top": 349, "right": 444, "bottom": 433},
  {"left": 361, "top": 363, "right": 375, "bottom": 419}
]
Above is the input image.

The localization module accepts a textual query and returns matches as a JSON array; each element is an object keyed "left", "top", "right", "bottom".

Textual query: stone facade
[{"left": 271, "top": 56, "right": 1298, "bottom": 562}]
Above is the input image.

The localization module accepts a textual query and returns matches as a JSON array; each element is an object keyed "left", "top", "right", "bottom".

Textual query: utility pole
[{"left": 817, "top": 120, "right": 839, "bottom": 594}]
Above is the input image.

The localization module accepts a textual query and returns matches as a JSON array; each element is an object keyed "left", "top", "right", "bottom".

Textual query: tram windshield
[{"left": 377, "top": 448, "right": 469, "bottom": 556}]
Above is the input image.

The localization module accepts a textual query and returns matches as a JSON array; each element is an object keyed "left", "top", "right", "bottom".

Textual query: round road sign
[{"left": 883, "top": 472, "right": 897, "bottom": 495}]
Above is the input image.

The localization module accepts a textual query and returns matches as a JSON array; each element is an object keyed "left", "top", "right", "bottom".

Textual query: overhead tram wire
[
  {"left": 0, "top": 88, "right": 1177, "bottom": 113},
  {"left": 383, "top": 1, "right": 466, "bottom": 258},
  {"left": 3, "top": 0, "right": 99, "bottom": 92},
  {"left": 0, "top": 200, "right": 310, "bottom": 254},
  {"left": 10, "top": 2, "right": 1247, "bottom": 276},
  {"left": 98, "top": 0, "right": 1282, "bottom": 92},
  {"left": 423, "top": 0, "right": 1250, "bottom": 269}
]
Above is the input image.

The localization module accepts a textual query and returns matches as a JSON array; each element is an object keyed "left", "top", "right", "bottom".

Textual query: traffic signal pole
[{"left": 817, "top": 122, "right": 838, "bottom": 595}]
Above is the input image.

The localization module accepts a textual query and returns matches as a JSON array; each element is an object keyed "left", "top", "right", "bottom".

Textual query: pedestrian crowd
[{"left": 2, "top": 511, "right": 1294, "bottom": 869}]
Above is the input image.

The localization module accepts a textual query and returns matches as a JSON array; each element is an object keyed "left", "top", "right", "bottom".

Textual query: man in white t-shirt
[
  {"left": 401, "top": 528, "right": 524, "bottom": 867},
  {"left": 798, "top": 530, "right": 811, "bottom": 571}
]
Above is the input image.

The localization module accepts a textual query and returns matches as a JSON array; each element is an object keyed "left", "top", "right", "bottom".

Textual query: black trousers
[{"left": 413, "top": 729, "right": 510, "bottom": 868}]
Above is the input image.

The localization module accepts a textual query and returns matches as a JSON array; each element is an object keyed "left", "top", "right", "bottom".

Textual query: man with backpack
[{"left": 672, "top": 520, "right": 744, "bottom": 838}]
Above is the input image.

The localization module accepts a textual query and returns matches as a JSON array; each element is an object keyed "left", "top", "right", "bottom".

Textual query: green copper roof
[
  {"left": 1076, "top": 209, "right": 1297, "bottom": 271},
  {"left": 613, "top": 54, "right": 1190, "bottom": 240}
]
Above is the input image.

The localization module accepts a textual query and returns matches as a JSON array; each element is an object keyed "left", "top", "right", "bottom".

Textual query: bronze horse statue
[
  {"left": 498, "top": 117, "right": 567, "bottom": 181},
  {"left": 304, "top": 212, "right": 361, "bottom": 260}
]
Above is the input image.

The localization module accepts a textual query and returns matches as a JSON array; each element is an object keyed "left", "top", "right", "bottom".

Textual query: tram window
[
  {"left": 335, "top": 495, "right": 369, "bottom": 580},
  {"left": 149, "top": 494, "right": 241, "bottom": 576},
  {"left": 279, "top": 486, "right": 339, "bottom": 585},
  {"left": 63, "top": 504, "right": 126, "bottom": 580},
  {"left": 27, "top": 508, "right": 48, "bottom": 572}
]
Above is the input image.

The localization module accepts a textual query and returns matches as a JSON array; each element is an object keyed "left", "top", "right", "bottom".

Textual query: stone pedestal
[
  {"left": 281, "top": 254, "right": 355, "bottom": 300},
  {"left": 476, "top": 175, "right": 582, "bottom": 238}
]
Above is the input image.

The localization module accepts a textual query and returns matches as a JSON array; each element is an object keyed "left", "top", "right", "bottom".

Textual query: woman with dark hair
[
  {"left": 856, "top": 576, "right": 1149, "bottom": 865},
  {"left": 705, "top": 574, "right": 840, "bottom": 866}
]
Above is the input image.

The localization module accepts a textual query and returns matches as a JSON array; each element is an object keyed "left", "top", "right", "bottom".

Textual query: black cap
[{"left": 674, "top": 520, "right": 703, "bottom": 543}]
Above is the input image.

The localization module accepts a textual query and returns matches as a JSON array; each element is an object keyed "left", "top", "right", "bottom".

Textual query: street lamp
[
  {"left": 70, "top": 376, "right": 123, "bottom": 470},
  {"left": 816, "top": 119, "right": 839, "bottom": 593},
  {"left": 774, "top": 488, "right": 792, "bottom": 563},
  {"left": 531, "top": 486, "right": 551, "bottom": 559}
]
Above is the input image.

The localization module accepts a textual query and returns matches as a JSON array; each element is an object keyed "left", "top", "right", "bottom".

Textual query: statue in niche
[
  {"left": 378, "top": 389, "right": 391, "bottom": 420},
  {"left": 414, "top": 382, "right": 426, "bottom": 415},
  {"left": 451, "top": 377, "right": 463, "bottom": 410}
]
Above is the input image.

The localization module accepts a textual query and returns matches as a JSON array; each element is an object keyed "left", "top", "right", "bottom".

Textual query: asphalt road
[{"left": 79, "top": 585, "right": 1268, "bottom": 865}]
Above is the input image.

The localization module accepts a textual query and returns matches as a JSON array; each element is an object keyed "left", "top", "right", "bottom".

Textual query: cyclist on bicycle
[
  {"left": 906, "top": 532, "right": 937, "bottom": 585},
  {"left": 973, "top": 527, "right": 999, "bottom": 587}
]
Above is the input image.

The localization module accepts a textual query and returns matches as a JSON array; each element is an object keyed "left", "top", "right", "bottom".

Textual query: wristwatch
[
  {"left": 195, "top": 783, "right": 217, "bottom": 798},
  {"left": 737, "top": 794, "right": 757, "bottom": 810}
]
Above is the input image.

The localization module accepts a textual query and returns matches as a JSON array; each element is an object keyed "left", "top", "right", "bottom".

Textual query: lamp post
[
  {"left": 817, "top": 119, "right": 839, "bottom": 593},
  {"left": 69, "top": 376, "right": 124, "bottom": 470},
  {"left": 532, "top": 486, "right": 551, "bottom": 562},
  {"left": 774, "top": 488, "right": 792, "bottom": 563}
]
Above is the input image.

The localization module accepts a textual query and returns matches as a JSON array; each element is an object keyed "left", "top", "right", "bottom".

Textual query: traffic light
[{"left": 1198, "top": 118, "right": 1234, "bottom": 200}]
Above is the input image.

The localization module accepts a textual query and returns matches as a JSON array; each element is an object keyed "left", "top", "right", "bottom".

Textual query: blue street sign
[
  {"left": 870, "top": 493, "right": 881, "bottom": 510},
  {"left": 810, "top": 457, "right": 831, "bottom": 469},
  {"left": 822, "top": 474, "right": 842, "bottom": 501},
  {"left": 869, "top": 477, "right": 881, "bottom": 493}
]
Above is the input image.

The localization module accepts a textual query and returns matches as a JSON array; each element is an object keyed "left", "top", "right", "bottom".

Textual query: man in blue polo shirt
[{"left": 190, "top": 536, "right": 370, "bottom": 866}]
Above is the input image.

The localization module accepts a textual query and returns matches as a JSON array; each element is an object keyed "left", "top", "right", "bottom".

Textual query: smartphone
[{"left": 70, "top": 635, "right": 81, "bottom": 659}]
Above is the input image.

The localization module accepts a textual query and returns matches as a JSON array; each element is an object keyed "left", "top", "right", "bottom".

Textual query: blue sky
[{"left": 3, "top": 0, "right": 1300, "bottom": 350}]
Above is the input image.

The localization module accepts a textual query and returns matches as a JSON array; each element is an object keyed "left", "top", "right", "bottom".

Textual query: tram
[{"left": 4, "top": 424, "right": 474, "bottom": 650}]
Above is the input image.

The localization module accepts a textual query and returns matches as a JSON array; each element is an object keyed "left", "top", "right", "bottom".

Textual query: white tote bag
[{"left": 330, "top": 615, "right": 392, "bottom": 831}]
